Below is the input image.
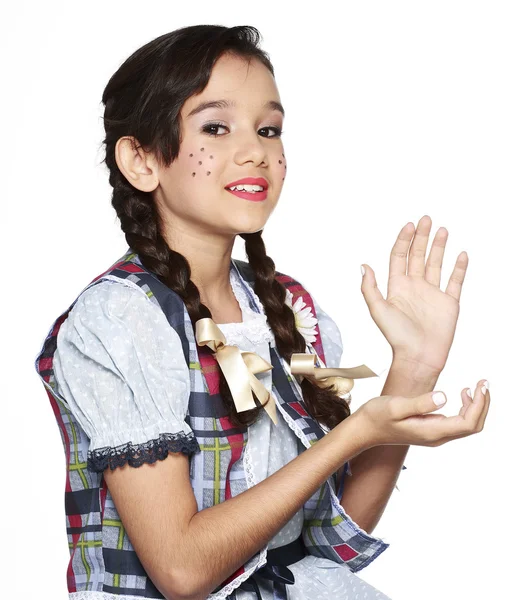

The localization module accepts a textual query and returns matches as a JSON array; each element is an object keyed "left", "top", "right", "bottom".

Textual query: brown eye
[
  {"left": 201, "top": 123, "right": 283, "bottom": 138},
  {"left": 201, "top": 123, "right": 228, "bottom": 137},
  {"left": 259, "top": 127, "right": 283, "bottom": 138}
]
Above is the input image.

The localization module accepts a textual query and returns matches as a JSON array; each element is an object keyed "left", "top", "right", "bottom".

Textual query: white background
[{"left": 2, "top": 1, "right": 506, "bottom": 598}]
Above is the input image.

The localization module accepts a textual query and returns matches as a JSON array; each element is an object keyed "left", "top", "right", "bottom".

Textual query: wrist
[
  {"left": 341, "top": 410, "right": 378, "bottom": 455},
  {"left": 390, "top": 356, "right": 441, "bottom": 385},
  {"left": 382, "top": 359, "right": 439, "bottom": 398}
]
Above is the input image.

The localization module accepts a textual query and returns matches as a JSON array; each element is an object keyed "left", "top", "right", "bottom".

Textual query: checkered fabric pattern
[{"left": 34, "top": 248, "right": 389, "bottom": 599}]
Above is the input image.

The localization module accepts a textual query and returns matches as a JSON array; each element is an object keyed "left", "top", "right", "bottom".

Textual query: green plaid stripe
[{"left": 35, "top": 247, "right": 390, "bottom": 598}]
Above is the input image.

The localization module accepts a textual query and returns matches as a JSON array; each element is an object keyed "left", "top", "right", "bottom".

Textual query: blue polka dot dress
[
  {"left": 217, "top": 271, "right": 391, "bottom": 600},
  {"left": 52, "top": 265, "right": 391, "bottom": 600}
]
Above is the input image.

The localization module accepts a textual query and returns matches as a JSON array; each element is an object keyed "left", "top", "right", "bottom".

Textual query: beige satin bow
[
  {"left": 195, "top": 318, "right": 279, "bottom": 425},
  {"left": 290, "top": 353, "right": 379, "bottom": 397},
  {"left": 195, "top": 317, "right": 379, "bottom": 425}
]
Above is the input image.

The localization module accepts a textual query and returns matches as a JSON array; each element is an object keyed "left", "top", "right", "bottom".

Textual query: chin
[{"left": 234, "top": 220, "right": 268, "bottom": 235}]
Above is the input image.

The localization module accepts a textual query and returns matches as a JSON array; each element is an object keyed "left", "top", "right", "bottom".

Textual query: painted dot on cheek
[
  {"left": 189, "top": 153, "right": 193, "bottom": 157},
  {"left": 278, "top": 160, "right": 282, "bottom": 164},
  {"left": 192, "top": 172, "right": 196, "bottom": 177},
  {"left": 200, "top": 147, "right": 204, "bottom": 151},
  {"left": 198, "top": 161, "right": 202, "bottom": 165},
  {"left": 206, "top": 171, "right": 211, "bottom": 175},
  {"left": 209, "top": 155, "right": 213, "bottom": 159}
]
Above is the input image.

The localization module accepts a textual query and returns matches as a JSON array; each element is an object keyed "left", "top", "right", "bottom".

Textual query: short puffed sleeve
[{"left": 52, "top": 279, "right": 200, "bottom": 472}]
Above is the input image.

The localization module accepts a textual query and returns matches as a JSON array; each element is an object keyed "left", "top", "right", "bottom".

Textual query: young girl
[{"left": 34, "top": 24, "right": 490, "bottom": 600}]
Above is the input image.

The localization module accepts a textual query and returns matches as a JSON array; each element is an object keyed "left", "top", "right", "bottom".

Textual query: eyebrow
[{"left": 186, "top": 99, "right": 285, "bottom": 119}]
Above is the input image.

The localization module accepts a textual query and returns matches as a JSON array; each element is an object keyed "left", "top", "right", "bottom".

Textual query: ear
[{"left": 115, "top": 136, "right": 159, "bottom": 192}]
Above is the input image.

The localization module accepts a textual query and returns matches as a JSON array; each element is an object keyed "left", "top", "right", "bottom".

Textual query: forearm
[
  {"left": 174, "top": 416, "right": 366, "bottom": 600},
  {"left": 338, "top": 360, "right": 440, "bottom": 534}
]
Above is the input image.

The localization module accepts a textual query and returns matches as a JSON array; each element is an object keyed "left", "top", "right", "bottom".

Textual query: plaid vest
[{"left": 34, "top": 248, "right": 389, "bottom": 600}]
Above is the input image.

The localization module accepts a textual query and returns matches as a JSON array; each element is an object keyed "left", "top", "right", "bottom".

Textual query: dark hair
[{"left": 100, "top": 24, "right": 350, "bottom": 430}]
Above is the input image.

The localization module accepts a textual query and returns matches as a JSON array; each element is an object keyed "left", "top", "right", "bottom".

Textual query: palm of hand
[{"left": 361, "top": 215, "right": 468, "bottom": 376}]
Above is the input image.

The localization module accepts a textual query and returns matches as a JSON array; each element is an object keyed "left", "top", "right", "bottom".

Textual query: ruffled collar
[{"left": 215, "top": 264, "right": 275, "bottom": 347}]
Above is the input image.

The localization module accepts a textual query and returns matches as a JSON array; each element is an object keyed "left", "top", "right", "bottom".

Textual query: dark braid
[
  {"left": 240, "top": 231, "right": 351, "bottom": 429},
  {"left": 108, "top": 168, "right": 267, "bottom": 428},
  {"left": 100, "top": 25, "right": 351, "bottom": 431},
  {"left": 110, "top": 174, "right": 207, "bottom": 320}
]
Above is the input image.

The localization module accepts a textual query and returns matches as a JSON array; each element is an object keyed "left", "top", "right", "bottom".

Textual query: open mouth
[{"left": 225, "top": 186, "right": 268, "bottom": 201}]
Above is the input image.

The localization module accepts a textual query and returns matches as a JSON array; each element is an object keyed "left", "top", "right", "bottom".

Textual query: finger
[
  {"left": 407, "top": 215, "right": 432, "bottom": 278},
  {"left": 459, "top": 387, "right": 474, "bottom": 417},
  {"left": 445, "top": 384, "right": 484, "bottom": 421},
  {"left": 466, "top": 380, "right": 490, "bottom": 432},
  {"left": 424, "top": 389, "right": 472, "bottom": 446},
  {"left": 477, "top": 387, "right": 490, "bottom": 431},
  {"left": 474, "top": 391, "right": 490, "bottom": 434},
  {"left": 458, "top": 380, "right": 486, "bottom": 421},
  {"left": 395, "top": 386, "right": 485, "bottom": 440},
  {"left": 425, "top": 227, "right": 448, "bottom": 288},
  {"left": 395, "top": 389, "right": 449, "bottom": 421},
  {"left": 424, "top": 384, "right": 489, "bottom": 445},
  {"left": 444, "top": 251, "right": 469, "bottom": 302},
  {"left": 432, "top": 381, "right": 487, "bottom": 439},
  {"left": 360, "top": 263, "right": 387, "bottom": 318},
  {"left": 388, "top": 222, "right": 414, "bottom": 278}
]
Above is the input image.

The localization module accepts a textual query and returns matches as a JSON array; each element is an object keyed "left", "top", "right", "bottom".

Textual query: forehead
[{"left": 183, "top": 54, "right": 283, "bottom": 118}]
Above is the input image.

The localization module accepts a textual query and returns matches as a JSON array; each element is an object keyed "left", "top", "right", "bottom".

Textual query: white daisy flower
[{"left": 284, "top": 290, "right": 319, "bottom": 343}]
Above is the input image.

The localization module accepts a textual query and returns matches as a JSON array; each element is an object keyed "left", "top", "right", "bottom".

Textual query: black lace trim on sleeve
[{"left": 87, "top": 430, "right": 201, "bottom": 473}]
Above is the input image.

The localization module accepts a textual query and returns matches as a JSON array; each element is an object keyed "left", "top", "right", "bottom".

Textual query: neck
[{"left": 161, "top": 224, "right": 237, "bottom": 306}]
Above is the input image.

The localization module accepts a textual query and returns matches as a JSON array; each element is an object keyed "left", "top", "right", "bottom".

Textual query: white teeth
[{"left": 228, "top": 184, "right": 264, "bottom": 192}]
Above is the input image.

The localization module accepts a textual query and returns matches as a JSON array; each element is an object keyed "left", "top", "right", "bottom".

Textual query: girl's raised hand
[
  {"left": 352, "top": 379, "right": 490, "bottom": 449},
  {"left": 361, "top": 215, "right": 468, "bottom": 377}
]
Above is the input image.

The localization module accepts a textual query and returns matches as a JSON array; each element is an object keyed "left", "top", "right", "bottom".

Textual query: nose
[{"left": 233, "top": 131, "right": 268, "bottom": 167}]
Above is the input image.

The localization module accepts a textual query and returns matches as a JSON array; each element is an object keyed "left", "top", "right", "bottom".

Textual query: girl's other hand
[{"left": 352, "top": 379, "right": 490, "bottom": 450}]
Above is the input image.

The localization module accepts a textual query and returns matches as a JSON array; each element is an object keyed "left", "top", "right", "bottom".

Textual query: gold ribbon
[
  {"left": 290, "top": 353, "right": 379, "bottom": 397},
  {"left": 195, "top": 317, "right": 379, "bottom": 425},
  {"left": 195, "top": 318, "right": 279, "bottom": 425}
]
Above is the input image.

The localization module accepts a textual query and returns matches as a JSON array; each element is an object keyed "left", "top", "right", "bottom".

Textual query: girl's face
[{"left": 153, "top": 52, "right": 286, "bottom": 238}]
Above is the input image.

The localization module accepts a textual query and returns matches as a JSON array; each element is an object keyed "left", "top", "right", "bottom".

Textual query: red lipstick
[
  {"left": 225, "top": 177, "right": 269, "bottom": 189},
  {"left": 225, "top": 177, "right": 268, "bottom": 202}
]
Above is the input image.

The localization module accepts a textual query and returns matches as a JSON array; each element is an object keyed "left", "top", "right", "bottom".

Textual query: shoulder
[
  {"left": 54, "top": 277, "right": 189, "bottom": 399},
  {"left": 58, "top": 277, "right": 175, "bottom": 353},
  {"left": 68, "top": 276, "right": 162, "bottom": 323}
]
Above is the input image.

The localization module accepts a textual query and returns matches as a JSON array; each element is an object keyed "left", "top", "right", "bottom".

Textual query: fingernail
[
  {"left": 432, "top": 392, "right": 446, "bottom": 406},
  {"left": 361, "top": 265, "right": 365, "bottom": 276},
  {"left": 481, "top": 381, "right": 489, "bottom": 395},
  {"left": 466, "top": 388, "right": 473, "bottom": 399}
]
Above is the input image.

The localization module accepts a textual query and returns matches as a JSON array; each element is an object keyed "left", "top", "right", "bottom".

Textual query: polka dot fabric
[
  {"left": 53, "top": 278, "right": 194, "bottom": 454},
  {"left": 52, "top": 267, "right": 391, "bottom": 599},
  {"left": 222, "top": 271, "right": 391, "bottom": 599},
  {"left": 235, "top": 556, "right": 391, "bottom": 599}
]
